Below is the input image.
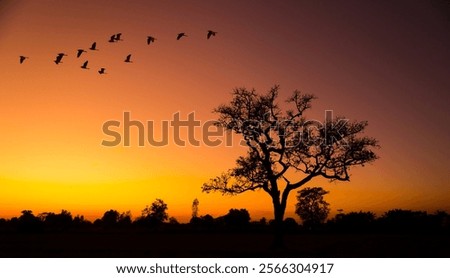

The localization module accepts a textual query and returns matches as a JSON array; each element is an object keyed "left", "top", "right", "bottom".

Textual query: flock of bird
[{"left": 18, "top": 30, "right": 218, "bottom": 74}]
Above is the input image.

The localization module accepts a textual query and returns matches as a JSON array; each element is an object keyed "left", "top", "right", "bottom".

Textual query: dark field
[{"left": 1, "top": 232, "right": 449, "bottom": 257}]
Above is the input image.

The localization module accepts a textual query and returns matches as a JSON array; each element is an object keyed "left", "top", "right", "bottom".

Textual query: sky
[{"left": 0, "top": 0, "right": 449, "bottom": 222}]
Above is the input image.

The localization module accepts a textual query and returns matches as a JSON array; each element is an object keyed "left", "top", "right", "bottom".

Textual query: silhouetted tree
[
  {"left": 141, "top": 199, "right": 169, "bottom": 226},
  {"left": 202, "top": 85, "right": 379, "bottom": 247},
  {"left": 223, "top": 208, "right": 251, "bottom": 228},
  {"left": 40, "top": 210, "right": 73, "bottom": 231},
  {"left": 192, "top": 198, "right": 199, "bottom": 219},
  {"left": 118, "top": 211, "right": 132, "bottom": 226},
  {"left": 102, "top": 209, "right": 120, "bottom": 228},
  {"left": 295, "top": 187, "right": 330, "bottom": 229}
]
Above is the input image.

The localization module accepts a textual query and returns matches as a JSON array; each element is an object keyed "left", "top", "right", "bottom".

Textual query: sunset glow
[{"left": 0, "top": 0, "right": 449, "bottom": 222}]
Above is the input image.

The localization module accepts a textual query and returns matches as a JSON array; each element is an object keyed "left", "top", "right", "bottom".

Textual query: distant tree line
[{"left": 0, "top": 200, "right": 448, "bottom": 234}]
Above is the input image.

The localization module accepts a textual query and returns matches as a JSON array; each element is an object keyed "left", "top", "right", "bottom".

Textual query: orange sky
[{"left": 0, "top": 0, "right": 449, "bottom": 222}]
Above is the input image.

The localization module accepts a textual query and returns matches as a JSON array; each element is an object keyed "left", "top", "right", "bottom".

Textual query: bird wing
[{"left": 207, "top": 31, "right": 216, "bottom": 39}]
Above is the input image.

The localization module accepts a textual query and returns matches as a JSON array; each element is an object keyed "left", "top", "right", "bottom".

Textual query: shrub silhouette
[
  {"left": 330, "top": 211, "right": 376, "bottom": 232},
  {"left": 380, "top": 209, "right": 428, "bottom": 233},
  {"left": 17, "top": 210, "right": 42, "bottom": 232},
  {"left": 220, "top": 208, "right": 251, "bottom": 229},
  {"left": 40, "top": 210, "right": 73, "bottom": 231}
]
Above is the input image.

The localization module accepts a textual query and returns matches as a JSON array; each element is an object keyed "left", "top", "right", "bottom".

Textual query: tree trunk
[{"left": 272, "top": 196, "right": 286, "bottom": 249}]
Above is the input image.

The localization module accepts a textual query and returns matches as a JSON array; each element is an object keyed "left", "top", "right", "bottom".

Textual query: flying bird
[
  {"left": 207, "top": 30, "right": 217, "bottom": 39},
  {"left": 81, "top": 61, "right": 89, "bottom": 69},
  {"left": 176, "top": 33, "right": 187, "bottom": 40},
  {"left": 19, "top": 56, "right": 28, "bottom": 64},
  {"left": 124, "top": 54, "right": 132, "bottom": 63},
  {"left": 109, "top": 33, "right": 122, "bottom": 42},
  {"left": 147, "top": 36, "right": 156, "bottom": 45},
  {"left": 76, "top": 49, "right": 86, "bottom": 58},
  {"left": 54, "top": 53, "right": 67, "bottom": 64},
  {"left": 89, "top": 42, "right": 98, "bottom": 51},
  {"left": 98, "top": 68, "right": 106, "bottom": 74}
]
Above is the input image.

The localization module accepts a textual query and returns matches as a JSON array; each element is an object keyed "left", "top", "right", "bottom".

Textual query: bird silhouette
[
  {"left": 54, "top": 53, "right": 67, "bottom": 64},
  {"left": 176, "top": 33, "right": 187, "bottom": 40},
  {"left": 108, "top": 33, "right": 122, "bottom": 42},
  {"left": 81, "top": 61, "right": 89, "bottom": 69},
  {"left": 89, "top": 42, "right": 98, "bottom": 51},
  {"left": 98, "top": 68, "right": 106, "bottom": 74},
  {"left": 147, "top": 36, "right": 156, "bottom": 45},
  {"left": 19, "top": 56, "right": 29, "bottom": 64},
  {"left": 124, "top": 54, "right": 132, "bottom": 63},
  {"left": 76, "top": 49, "right": 86, "bottom": 58},
  {"left": 207, "top": 30, "right": 217, "bottom": 39}
]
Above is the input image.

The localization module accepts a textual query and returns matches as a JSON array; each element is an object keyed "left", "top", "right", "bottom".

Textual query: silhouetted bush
[
  {"left": 379, "top": 209, "right": 429, "bottom": 233},
  {"left": 329, "top": 211, "right": 376, "bottom": 233},
  {"left": 430, "top": 211, "right": 450, "bottom": 232},
  {"left": 222, "top": 209, "right": 250, "bottom": 229},
  {"left": 72, "top": 215, "right": 92, "bottom": 228},
  {"left": 0, "top": 207, "right": 448, "bottom": 235},
  {"left": 17, "top": 210, "right": 43, "bottom": 232},
  {"left": 168, "top": 217, "right": 179, "bottom": 225},
  {"left": 0, "top": 218, "right": 7, "bottom": 231},
  {"left": 283, "top": 217, "right": 299, "bottom": 233},
  {"left": 118, "top": 211, "right": 132, "bottom": 227},
  {"left": 39, "top": 210, "right": 73, "bottom": 231}
]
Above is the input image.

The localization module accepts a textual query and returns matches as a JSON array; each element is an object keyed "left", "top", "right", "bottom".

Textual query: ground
[{"left": 1, "top": 231, "right": 448, "bottom": 257}]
